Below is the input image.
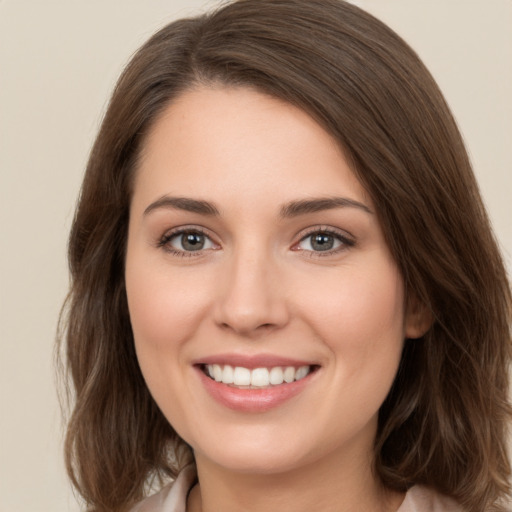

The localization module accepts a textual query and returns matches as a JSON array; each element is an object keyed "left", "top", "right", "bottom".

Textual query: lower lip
[{"left": 195, "top": 367, "right": 316, "bottom": 413}]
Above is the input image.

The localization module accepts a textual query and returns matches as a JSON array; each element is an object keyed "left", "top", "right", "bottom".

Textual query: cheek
[
  {"left": 304, "top": 261, "right": 405, "bottom": 428},
  {"left": 124, "top": 253, "right": 214, "bottom": 433},
  {"left": 124, "top": 249, "right": 215, "bottom": 412},
  {"left": 298, "top": 258, "right": 405, "bottom": 385},
  {"left": 126, "top": 257, "right": 209, "bottom": 350},
  {"left": 304, "top": 260, "right": 404, "bottom": 336}
]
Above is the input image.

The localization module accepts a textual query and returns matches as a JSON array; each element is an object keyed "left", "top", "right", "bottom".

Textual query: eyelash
[
  {"left": 157, "top": 226, "right": 216, "bottom": 258},
  {"left": 294, "top": 227, "right": 355, "bottom": 257},
  {"left": 157, "top": 226, "right": 355, "bottom": 257}
]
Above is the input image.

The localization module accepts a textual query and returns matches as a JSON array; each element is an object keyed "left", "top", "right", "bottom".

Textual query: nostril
[{"left": 219, "top": 321, "right": 274, "bottom": 331}]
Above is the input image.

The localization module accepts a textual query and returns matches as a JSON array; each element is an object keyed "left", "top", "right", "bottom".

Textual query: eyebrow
[
  {"left": 143, "top": 195, "right": 372, "bottom": 217},
  {"left": 279, "top": 197, "right": 373, "bottom": 217},
  {"left": 143, "top": 196, "right": 220, "bottom": 216}
]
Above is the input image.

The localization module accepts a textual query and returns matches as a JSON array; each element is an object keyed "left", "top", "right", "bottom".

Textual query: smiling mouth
[{"left": 201, "top": 364, "right": 318, "bottom": 389}]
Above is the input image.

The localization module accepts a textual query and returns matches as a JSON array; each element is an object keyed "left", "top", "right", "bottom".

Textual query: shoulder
[
  {"left": 130, "top": 464, "right": 197, "bottom": 512},
  {"left": 398, "top": 485, "right": 463, "bottom": 512}
]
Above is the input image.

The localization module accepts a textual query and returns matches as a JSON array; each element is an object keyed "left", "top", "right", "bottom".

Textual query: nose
[{"left": 213, "top": 248, "right": 290, "bottom": 337}]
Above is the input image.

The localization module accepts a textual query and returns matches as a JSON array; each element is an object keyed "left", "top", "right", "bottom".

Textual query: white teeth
[
  {"left": 213, "top": 364, "right": 222, "bottom": 382},
  {"left": 283, "top": 366, "right": 295, "bottom": 383},
  {"left": 205, "top": 364, "right": 312, "bottom": 388},
  {"left": 295, "top": 365, "right": 309, "bottom": 380},
  {"left": 233, "top": 366, "right": 251, "bottom": 386},
  {"left": 269, "top": 367, "right": 284, "bottom": 385},
  {"left": 251, "top": 368, "right": 269, "bottom": 387},
  {"left": 222, "top": 364, "right": 234, "bottom": 384}
]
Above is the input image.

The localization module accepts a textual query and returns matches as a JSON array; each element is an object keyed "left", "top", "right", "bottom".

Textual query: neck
[{"left": 187, "top": 445, "right": 404, "bottom": 512}]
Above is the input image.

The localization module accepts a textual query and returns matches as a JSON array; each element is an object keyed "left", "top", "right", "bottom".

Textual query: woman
[{"left": 60, "top": 1, "right": 511, "bottom": 511}]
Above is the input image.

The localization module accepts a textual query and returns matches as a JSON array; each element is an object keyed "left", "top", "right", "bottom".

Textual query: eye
[
  {"left": 295, "top": 229, "right": 354, "bottom": 254},
  {"left": 160, "top": 229, "right": 216, "bottom": 254}
]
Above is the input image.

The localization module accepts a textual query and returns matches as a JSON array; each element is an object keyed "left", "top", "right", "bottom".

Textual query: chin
[
  {"left": 200, "top": 448, "right": 311, "bottom": 475},
  {"left": 189, "top": 428, "right": 316, "bottom": 475}
]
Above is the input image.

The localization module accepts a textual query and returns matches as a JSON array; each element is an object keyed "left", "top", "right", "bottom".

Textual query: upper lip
[{"left": 193, "top": 353, "right": 318, "bottom": 369}]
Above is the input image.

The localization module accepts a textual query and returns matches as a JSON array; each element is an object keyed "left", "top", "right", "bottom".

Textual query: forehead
[{"left": 132, "top": 85, "right": 370, "bottom": 213}]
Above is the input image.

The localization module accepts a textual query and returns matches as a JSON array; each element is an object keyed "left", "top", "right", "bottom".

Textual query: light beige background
[{"left": 1, "top": 1, "right": 510, "bottom": 511}]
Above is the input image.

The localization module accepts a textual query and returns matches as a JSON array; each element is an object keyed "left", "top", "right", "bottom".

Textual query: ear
[{"left": 404, "top": 294, "right": 433, "bottom": 339}]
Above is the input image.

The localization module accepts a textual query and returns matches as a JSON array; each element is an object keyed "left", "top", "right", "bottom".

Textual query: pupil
[
  {"left": 182, "top": 233, "right": 204, "bottom": 251},
  {"left": 312, "top": 233, "right": 333, "bottom": 251}
]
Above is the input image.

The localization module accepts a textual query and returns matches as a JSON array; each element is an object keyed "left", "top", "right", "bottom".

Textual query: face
[{"left": 125, "top": 85, "right": 423, "bottom": 476}]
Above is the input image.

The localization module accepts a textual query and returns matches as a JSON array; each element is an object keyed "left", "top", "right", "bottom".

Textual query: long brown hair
[{"left": 59, "top": 1, "right": 512, "bottom": 510}]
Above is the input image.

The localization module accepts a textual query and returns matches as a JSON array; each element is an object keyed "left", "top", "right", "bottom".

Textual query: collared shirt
[{"left": 130, "top": 464, "right": 462, "bottom": 512}]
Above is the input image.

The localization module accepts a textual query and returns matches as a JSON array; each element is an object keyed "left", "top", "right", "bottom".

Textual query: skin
[{"left": 125, "top": 85, "right": 429, "bottom": 512}]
